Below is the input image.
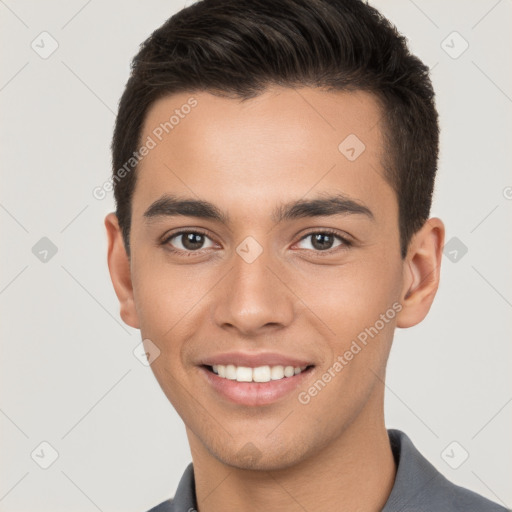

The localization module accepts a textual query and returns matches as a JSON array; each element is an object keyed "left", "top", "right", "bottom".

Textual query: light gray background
[{"left": 1, "top": 1, "right": 511, "bottom": 511}]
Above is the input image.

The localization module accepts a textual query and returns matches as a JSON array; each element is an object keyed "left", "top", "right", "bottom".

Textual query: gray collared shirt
[{"left": 146, "top": 429, "right": 508, "bottom": 511}]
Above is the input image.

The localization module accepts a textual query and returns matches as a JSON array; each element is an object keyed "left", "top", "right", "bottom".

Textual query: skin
[{"left": 105, "top": 86, "right": 444, "bottom": 512}]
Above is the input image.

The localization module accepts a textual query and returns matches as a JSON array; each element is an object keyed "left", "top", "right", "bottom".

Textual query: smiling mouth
[{"left": 204, "top": 364, "right": 314, "bottom": 383}]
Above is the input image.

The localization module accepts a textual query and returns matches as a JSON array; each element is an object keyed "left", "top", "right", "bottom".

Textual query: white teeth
[
  {"left": 211, "top": 364, "right": 308, "bottom": 382},
  {"left": 270, "top": 365, "right": 284, "bottom": 380},
  {"left": 284, "top": 366, "right": 295, "bottom": 377},
  {"left": 236, "top": 366, "right": 253, "bottom": 382},
  {"left": 225, "top": 364, "right": 237, "bottom": 380},
  {"left": 253, "top": 366, "right": 271, "bottom": 383}
]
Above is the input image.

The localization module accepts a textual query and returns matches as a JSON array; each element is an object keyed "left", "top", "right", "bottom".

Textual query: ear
[
  {"left": 396, "top": 217, "right": 445, "bottom": 328},
  {"left": 105, "top": 212, "right": 140, "bottom": 329}
]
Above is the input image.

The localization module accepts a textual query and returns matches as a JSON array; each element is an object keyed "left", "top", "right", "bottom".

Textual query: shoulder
[
  {"left": 145, "top": 498, "right": 174, "bottom": 512},
  {"left": 385, "top": 429, "right": 508, "bottom": 512},
  {"left": 423, "top": 471, "right": 508, "bottom": 511},
  {"left": 144, "top": 462, "right": 196, "bottom": 512}
]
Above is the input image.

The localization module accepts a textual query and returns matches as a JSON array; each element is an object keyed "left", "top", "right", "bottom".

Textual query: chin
[{"left": 210, "top": 437, "right": 313, "bottom": 472}]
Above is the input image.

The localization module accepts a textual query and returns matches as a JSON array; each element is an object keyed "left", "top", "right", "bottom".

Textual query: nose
[{"left": 211, "top": 244, "right": 295, "bottom": 336}]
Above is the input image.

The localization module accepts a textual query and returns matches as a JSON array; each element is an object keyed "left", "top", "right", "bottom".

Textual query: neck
[{"left": 187, "top": 391, "right": 396, "bottom": 512}]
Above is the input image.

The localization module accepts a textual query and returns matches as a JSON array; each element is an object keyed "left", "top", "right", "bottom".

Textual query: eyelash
[
  {"left": 296, "top": 228, "right": 353, "bottom": 256},
  {"left": 161, "top": 228, "right": 353, "bottom": 257}
]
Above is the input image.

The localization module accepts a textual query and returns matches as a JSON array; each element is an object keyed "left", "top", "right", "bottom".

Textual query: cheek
[
  {"left": 296, "top": 257, "right": 402, "bottom": 340},
  {"left": 293, "top": 259, "right": 402, "bottom": 397},
  {"left": 131, "top": 262, "right": 200, "bottom": 410},
  {"left": 130, "top": 254, "right": 224, "bottom": 394},
  {"left": 131, "top": 252, "right": 211, "bottom": 336}
]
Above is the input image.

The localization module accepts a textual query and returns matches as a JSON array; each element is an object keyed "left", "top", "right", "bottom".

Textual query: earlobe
[
  {"left": 396, "top": 217, "right": 445, "bottom": 329},
  {"left": 104, "top": 213, "right": 140, "bottom": 329}
]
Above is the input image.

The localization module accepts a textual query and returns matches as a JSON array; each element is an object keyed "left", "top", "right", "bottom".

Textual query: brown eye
[
  {"left": 166, "top": 231, "right": 215, "bottom": 251},
  {"left": 296, "top": 231, "right": 349, "bottom": 252},
  {"left": 311, "top": 233, "right": 335, "bottom": 250},
  {"left": 182, "top": 233, "right": 205, "bottom": 250}
]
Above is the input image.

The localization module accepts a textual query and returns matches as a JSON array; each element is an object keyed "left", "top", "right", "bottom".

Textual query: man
[{"left": 105, "top": 0, "right": 507, "bottom": 510}]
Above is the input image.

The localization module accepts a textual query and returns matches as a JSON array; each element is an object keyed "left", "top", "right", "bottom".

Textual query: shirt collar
[{"left": 381, "top": 428, "right": 446, "bottom": 511}]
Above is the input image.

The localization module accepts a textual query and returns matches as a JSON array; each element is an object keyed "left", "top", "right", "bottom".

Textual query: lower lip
[{"left": 200, "top": 366, "right": 314, "bottom": 406}]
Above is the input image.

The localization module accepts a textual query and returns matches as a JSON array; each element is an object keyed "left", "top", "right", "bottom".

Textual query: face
[{"left": 106, "top": 86, "right": 440, "bottom": 471}]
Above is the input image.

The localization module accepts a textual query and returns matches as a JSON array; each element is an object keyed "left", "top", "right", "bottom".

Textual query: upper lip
[{"left": 200, "top": 352, "right": 314, "bottom": 368}]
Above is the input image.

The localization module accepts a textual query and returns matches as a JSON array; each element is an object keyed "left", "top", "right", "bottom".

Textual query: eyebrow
[{"left": 143, "top": 193, "right": 374, "bottom": 224}]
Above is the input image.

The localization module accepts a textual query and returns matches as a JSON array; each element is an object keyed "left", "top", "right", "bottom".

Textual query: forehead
[{"left": 133, "top": 86, "right": 394, "bottom": 223}]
